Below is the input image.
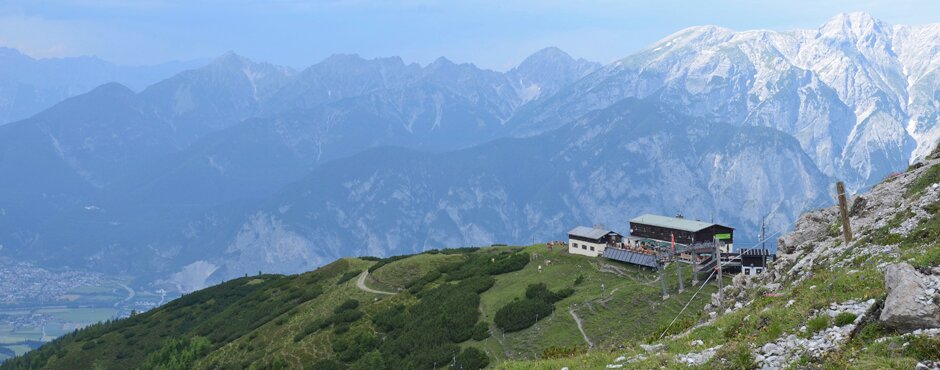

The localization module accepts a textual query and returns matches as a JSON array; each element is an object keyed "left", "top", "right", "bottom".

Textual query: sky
[{"left": 2, "top": 0, "right": 940, "bottom": 71}]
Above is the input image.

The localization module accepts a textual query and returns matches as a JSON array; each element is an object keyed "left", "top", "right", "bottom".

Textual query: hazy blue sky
[{"left": 2, "top": 1, "right": 940, "bottom": 70}]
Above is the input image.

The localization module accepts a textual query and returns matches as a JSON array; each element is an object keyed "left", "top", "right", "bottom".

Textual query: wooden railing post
[{"left": 836, "top": 181, "right": 853, "bottom": 243}]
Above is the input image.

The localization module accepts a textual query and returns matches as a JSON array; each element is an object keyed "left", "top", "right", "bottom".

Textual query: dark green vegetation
[
  {"left": 0, "top": 248, "right": 534, "bottom": 370},
  {"left": 138, "top": 336, "right": 211, "bottom": 369},
  {"left": 494, "top": 283, "right": 574, "bottom": 332},
  {"left": 0, "top": 263, "right": 335, "bottom": 370},
  {"left": 334, "top": 271, "right": 361, "bottom": 285},
  {"left": 3, "top": 242, "right": 725, "bottom": 369},
  {"left": 905, "top": 163, "right": 940, "bottom": 197}
]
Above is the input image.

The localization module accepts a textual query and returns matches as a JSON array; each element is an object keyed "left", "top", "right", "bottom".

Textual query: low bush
[
  {"left": 331, "top": 310, "right": 363, "bottom": 324},
  {"left": 138, "top": 336, "right": 212, "bottom": 370},
  {"left": 494, "top": 298, "right": 553, "bottom": 332},
  {"left": 375, "top": 275, "right": 495, "bottom": 369},
  {"left": 440, "top": 252, "right": 529, "bottom": 280},
  {"left": 905, "top": 335, "right": 940, "bottom": 361},
  {"left": 471, "top": 322, "right": 490, "bottom": 341},
  {"left": 525, "top": 283, "right": 573, "bottom": 303},
  {"left": 834, "top": 312, "right": 857, "bottom": 326},
  {"left": 709, "top": 341, "right": 757, "bottom": 370},
  {"left": 540, "top": 345, "right": 585, "bottom": 359},
  {"left": 406, "top": 270, "right": 441, "bottom": 294},
  {"left": 368, "top": 255, "right": 411, "bottom": 273},
  {"left": 806, "top": 315, "right": 831, "bottom": 335},
  {"left": 334, "top": 299, "right": 360, "bottom": 313},
  {"left": 495, "top": 283, "right": 574, "bottom": 332},
  {"left": 454, "top": 347, "right": 489, "bottom": 370},
  {"left": 310, "top": 359, "right": 347, "bottom": 370},
  {"left": 336, "top": 270, "right": 362, "bottom": 285}
]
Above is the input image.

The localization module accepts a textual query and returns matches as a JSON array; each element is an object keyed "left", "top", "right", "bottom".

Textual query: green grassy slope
[
  {"left": 499, "top": 149, "right": 940, "bottom": 370},
  {"left": 0, "top": 243, "right": 719, "bottom": 369}
]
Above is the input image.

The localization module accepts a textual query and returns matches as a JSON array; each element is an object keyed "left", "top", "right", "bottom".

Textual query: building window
[
  {"left": 590, "top": 246, "right": 595, "bottom": 251},
  {"left": 582, "top": 245, "right": 587, "bottom": 250},
  {"left": 572, "top": 243, "right": 578, "bottom": 249}
]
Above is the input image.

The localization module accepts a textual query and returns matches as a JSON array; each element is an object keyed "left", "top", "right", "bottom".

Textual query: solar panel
[{"left": 601, "top": 248, "right": 659, "bottom": 268}]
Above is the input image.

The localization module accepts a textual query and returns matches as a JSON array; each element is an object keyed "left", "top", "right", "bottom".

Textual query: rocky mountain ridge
[
  {"left": 514, "top": 12, "right": 940, "bottom": 193},
  {"left": 598, "top": 144, "right": 940, "bottom": 369}
]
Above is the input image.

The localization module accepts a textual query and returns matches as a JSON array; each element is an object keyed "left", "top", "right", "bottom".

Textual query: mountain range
[
  {"left": 0, "top": 48, "right": 206, "bottom": 125},
  {"left": 0, "top": 13, "right": 938, "bottom": 292}
]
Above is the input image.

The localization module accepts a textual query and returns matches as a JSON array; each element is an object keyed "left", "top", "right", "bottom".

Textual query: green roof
[{"left": 629, "top": 214, "right": 729, "bottom": 233}]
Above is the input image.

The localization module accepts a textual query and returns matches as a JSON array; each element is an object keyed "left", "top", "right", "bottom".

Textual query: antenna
[{"left": 760, "top": 215, "right": 767, "bottom": 250}]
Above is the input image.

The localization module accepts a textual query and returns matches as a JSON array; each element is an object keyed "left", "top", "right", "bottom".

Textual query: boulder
[
  {"left": 880, "top": 263, "right": 940, "bottom": 331},
  {"left": 850, "top": 196, "right": 867, "bottom": 217}
]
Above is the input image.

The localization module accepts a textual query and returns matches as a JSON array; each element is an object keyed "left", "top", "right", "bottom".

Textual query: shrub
[
  {"left": 332, "top": 310, "right": 363, "bottom": 324},
  {"left": 905, "top": 335, "right": 940, "bottom": 361},
  {"left": 525, "top": 283, "right": 573, "bottom": 303},
  {"left": 471, "top": 322, "right": 490, "bottom": 341},
  {"left": 834, "top": 312, "right": 858, "bottom": 326},
  {"left": 495, "top": 283, "right": 574, "bottom": 332},
  {"left": 487, "top": 253, "right": 530, "bottom": 275},
  {"left": 856, "top": 321, "right": 893, "bottom": 342},
  {"left": 806, "top": 315, "right": 831, "bottom": 335},
  {"left": 406, "top": 271, "right": 441, "bottom": 294},
  {"left": 368, "top": 255, "right": 411, "bottom": 273},
  {"left": 310, "top": 359, "right": 347, "bottom": 370},
  {"left": 334, "top": 299, "right": 360, "bottom": 313},
  {"left": 709, "top": 342, "right": 757, "bottom": 370},
  {"left": 574, "top": 274, "right": 585, "bottom": 286},
  {"left": 440, "top": 247, "right": 480, "bottom": 254},
  {"left": 374, "top": 271, "right": 495, "bottom": 369},
  {"left": 139, "top": 336, "right": 212, "bottom": 370},
  {"left": 494, "top": 298, "right": 553, "bottom": 332},
  {"left": 349, "top": 351, "right": 384, "bottom": 370},
  {"left": 526, "top": 283, "right": 554, "bottom": 302},
  {"left": 454, "top": 347, "right": 489, "bottom": 370},
  {"left": 372, "top": 305, "right": 406, "bottom": 332},
  {"left": 441, "top": 253, "right": 529, "bottom": 280},
  {"left": 462, "top": 276, "right": 496, "bottom": 294},
  {"left": 540, "top": 346, "right": 585, "bottom": 359},
  {"left": 336, "top": 270, "right": 362, "bottom": 285}
]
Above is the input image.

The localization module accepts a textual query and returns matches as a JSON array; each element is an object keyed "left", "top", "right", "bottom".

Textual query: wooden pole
[{"left": 836, "top": 181, "right": 853, "bottom": 243}]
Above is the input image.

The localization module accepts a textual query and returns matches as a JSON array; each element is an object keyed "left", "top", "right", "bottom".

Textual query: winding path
[
  {"left": 114, "top": 283, "right": 135, "bottom": 308},
  {"left": 569, "top": 308, "right": 594, "bottom": 348},
  {"left": 355, "top": 271, "right": 396, "bottom": 295}
]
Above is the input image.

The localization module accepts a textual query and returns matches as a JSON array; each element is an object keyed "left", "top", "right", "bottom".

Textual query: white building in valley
[{"left": 567, "top": 226, "right": 622, "bottom": 257}]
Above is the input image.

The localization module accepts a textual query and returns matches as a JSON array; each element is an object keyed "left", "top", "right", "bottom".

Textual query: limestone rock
[
  {"left": 640, "top": 343, "right": 664, "bottom": 353},
  {"left": 880, "top": 263, "right": 940, "bottom": 331}
]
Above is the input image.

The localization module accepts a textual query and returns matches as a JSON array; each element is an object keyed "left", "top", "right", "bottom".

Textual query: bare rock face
[
  {"left": 880, "top": 263, "right": 940, "bottom": 332},
  {"left": 777, "top": 209, "right": 834, "bottom": 254}
]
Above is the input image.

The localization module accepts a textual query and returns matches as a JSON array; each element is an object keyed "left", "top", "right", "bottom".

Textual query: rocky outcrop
[
  {"left": 880, "top": 263, "right": 940, "bottom": 331},
  {"left": 755, "top": 299, "right": 875, "bottom": 370}
]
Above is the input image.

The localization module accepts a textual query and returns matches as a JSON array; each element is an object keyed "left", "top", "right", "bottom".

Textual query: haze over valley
[{"left": 4, "top": 1, "right": 940, "bottom": 367}]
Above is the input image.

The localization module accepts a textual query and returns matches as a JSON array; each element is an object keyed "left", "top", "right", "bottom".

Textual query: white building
[{"left": 568, "top": 226, "right": 622, "bottom": 257}]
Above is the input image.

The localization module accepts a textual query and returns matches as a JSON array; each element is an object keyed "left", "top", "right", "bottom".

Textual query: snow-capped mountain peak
[{"left": 522, "top": 12, "right": 940, "bottom": 191}]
